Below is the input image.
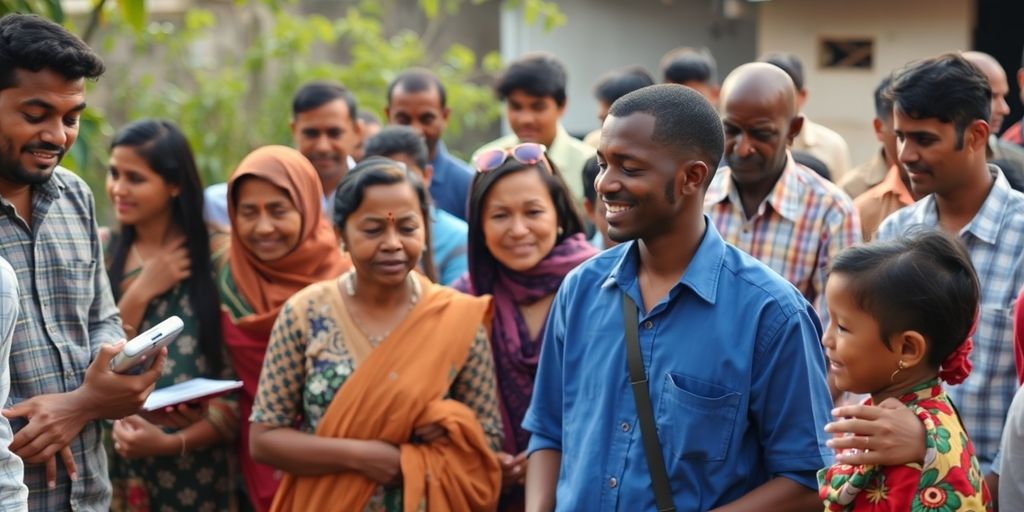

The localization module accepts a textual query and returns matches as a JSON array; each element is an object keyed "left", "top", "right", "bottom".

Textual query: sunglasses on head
[{"left": 474, "top": 143, "right": 551, "bottom": 173}]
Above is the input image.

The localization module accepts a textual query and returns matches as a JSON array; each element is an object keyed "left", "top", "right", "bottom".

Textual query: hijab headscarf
[{"left": 226, "top": 145, "right": 350, "bottom": 338}]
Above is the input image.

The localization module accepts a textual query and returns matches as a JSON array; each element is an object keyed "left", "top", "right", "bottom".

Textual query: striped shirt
[
  {"left": 0, "top": 257, "right": 28, "bottom": 510},
  {"left": 877, "top": 165, "right": 1024, "bottom": 470},
  {"left": 0, "top": 167, "right": 124, "bottom": 511},
  {"left": 705, "top": 155, "right": 862, "bottom": 326}
]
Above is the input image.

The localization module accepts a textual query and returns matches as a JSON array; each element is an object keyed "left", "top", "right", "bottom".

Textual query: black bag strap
[{"left": 622, "top": 293, "right": 676, "bottom": 512}]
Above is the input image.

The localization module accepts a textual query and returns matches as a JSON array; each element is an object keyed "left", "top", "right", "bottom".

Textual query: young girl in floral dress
[{"left": 818, "top": 230, "right": 991, "bottom": 511}]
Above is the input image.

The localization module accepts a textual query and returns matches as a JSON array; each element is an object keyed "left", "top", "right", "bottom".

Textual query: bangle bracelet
[{"left": 176, "top": 432, "right": 186, "bottom": 457}]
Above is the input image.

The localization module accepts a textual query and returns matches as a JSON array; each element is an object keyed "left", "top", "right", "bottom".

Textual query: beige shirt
[
  {"left": 792, "top": 117, "right": 853, "bottom": 183},
  {"left": 839, "top": 148, "right": 890, "bottom": 199},
  {"left": 853, "top": 164, "right": 915, "bottom": 241},
  {"left": 473, "top": 124, "right": 595, "bottom": 201}
]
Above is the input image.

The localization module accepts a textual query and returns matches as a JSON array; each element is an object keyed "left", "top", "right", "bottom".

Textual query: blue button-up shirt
[
  {"left": 523, "top": 218, "right": 833, "bottom": 511},
  {"left": 430, "top": 141, "right": 474, "bottom": 221}
]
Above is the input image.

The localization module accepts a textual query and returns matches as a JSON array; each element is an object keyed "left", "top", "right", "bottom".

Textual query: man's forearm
[
  {"left": 525, "top": 449, "right": 560, "bottom": 512},
  {"left": 711, "top": 475, "right": 821, "bottom": 512}
]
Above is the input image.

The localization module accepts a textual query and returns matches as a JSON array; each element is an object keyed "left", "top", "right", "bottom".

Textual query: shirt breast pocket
[
  {"left": 55, "top": 259, "right": 96, "bottom": 317},
  {"left": 656, "top": 372, "right": 741, "bottom": 462}
]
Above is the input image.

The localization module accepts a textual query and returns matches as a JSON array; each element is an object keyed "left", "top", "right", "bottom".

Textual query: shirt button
[
  {"left": 643, "top": 320, "right": 654, "bottom": 330},
  {"left": 608, "top": 477, "right": 618, "bottom": 488},
  {"left": 64, "top": 370, "right": 75, "bottom": 380},
  {"left": 620, "top": 422, "right": 630, "bottom": 432}
]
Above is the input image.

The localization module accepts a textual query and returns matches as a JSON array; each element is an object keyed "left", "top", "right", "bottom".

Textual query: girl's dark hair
[
  {"left": 830, "top": 229, "right": 980, "bottom": 368},
  {"left": 333, "top": 156, "right": 437, "bottom": 282},
  {"left": 466, "top": 156, "right": 585, "bottom": 294},
  {"left": 107, "top": 119, "right": 224, "bottom": 376}
]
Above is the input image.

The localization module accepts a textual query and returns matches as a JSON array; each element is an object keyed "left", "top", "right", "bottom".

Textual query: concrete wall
[
  {"left": 500, "top": 0, "right": 759, "bottom": 138},
  {"left": 758, "top": 0, "right": 975, "bottom": 166}
]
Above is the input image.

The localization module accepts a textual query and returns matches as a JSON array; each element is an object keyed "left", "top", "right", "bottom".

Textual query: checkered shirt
[
  {"left": 0, "top": 257, "right": 28, "bottom": 510},
  {"left": 876, "top": 165, "right": 1024, "bottom": 468},
  {"left": 705, "top": 155, "right": 862, "bottom": 326},
  {"left": 0, "top": 168, "right": 124, "bottom": 511}
]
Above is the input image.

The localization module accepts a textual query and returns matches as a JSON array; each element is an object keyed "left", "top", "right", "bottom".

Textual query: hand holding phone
[{"left": 109, "top": 316, "right": 184, "bottom": 374}]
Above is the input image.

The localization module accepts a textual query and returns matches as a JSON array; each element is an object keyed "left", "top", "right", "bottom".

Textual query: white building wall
[
  {"left": 500, "top": 0, "right": 759, "bottom": 138},
  {"left": 759, "top": 0, "right": 975, "bottom": 166}
]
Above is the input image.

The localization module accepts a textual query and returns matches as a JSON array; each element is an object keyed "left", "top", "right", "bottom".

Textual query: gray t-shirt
[{"left": 998, "top": 385, "right": 1024, "bottom": 509}]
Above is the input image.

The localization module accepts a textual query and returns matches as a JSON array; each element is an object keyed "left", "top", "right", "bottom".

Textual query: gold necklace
[{"left": 341, "top": 271, "right": 419, "bottom": 346}]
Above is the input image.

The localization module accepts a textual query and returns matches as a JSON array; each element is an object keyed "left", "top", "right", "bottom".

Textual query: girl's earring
[
  {"left": 889, "top": 360, "right": 907, "bottom": 383},
  {"left": 557, "top": 227, "right": 564, "bottom": 236}
]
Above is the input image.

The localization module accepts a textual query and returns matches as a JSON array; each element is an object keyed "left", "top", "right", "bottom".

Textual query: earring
[
  {"left": 890, "top": 360, "right": 907, "bottom": 383},
  {"left": 557, "top": 227, "right": 564, "bottom": 236}
]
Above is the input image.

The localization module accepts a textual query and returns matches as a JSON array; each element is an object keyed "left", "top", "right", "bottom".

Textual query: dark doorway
[{"left": 974, "top": 0, "right": 1024, "bottom": 136}]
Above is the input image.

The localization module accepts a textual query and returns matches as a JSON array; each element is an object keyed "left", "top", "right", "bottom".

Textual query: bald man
[
  {"left": 963, "top": 51, "right": 1024, "bottom": 192},
  {"left": 704, "top": 63, "right": 861, "bottom": 328}
]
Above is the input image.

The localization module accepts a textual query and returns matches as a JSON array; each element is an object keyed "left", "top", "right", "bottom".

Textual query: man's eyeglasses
[{"left": 474, "top": 143, "right": 551, "bottom": 173}]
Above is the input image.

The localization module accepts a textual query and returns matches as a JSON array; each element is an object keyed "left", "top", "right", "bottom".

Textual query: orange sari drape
[{"left": 270, "top": 274, "right": 502, "bottom": 512}]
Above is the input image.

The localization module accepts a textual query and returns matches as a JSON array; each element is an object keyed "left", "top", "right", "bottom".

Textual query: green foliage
[
  {"left": 1, "top": 0, "right": 567, "bottom": 221},
  {"left": 0, "top": 0, "right": 64, "bottom": 22}
]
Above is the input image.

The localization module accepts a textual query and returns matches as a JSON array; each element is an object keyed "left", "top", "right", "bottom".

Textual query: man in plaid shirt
[
  {"left": 0, "top": 257, "right": 28, "bottom": 509},
  {"left": 705, "top": 62, "right": 861, "bottom": 328},
  {"left": 876, "top": 54, "right": 1024, "bottom": 473},
  {"left": 0, "top": 14, "right": 165, "bottom": 511}
]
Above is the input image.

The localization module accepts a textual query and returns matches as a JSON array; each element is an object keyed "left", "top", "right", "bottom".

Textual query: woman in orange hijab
[
  {"left": 217, "top": 145, "right": 350, "bottom": 511},
  {"left": 249, "top": 157, "right": 502, "bottom": 511}
]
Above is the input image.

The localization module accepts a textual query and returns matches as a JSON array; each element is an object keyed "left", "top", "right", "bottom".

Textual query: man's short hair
[
  {"left": 885, "top": 53, "right": 991, "bottom": 149},
  {"left": 0, "top": 13, "right": 105, "bottom": 91},
  {"left": 660, "top": 47, "right": 718, "bottom": 85},
  {"left": 292, "top": 81, "right": 358, "bottom": 122},
  {"left": 759, "top": 52, "right": 805, "bottom": 91},
  {"left": 358, "top": 109, "right": 380, "bottom": 126},
  {"left": 581, "top": 155, "right": 600, "bottom": 204},
  {"left": 363, "top": 125, "right": 429, "bottom": 170},
  {"left": 874, "top": 73, "right": 895, "bottom": 121},
  {"left": 496, "top": 52, "right": 567, "bottom": 106},
  {"left": 607, "top": 83, "right": 724, "bottom": 180},
  {"left": 387, "top": 68, "right": 447, "bottom": 108},
  {"left": 593, "top": 66, "right": 654, "bottom": 105}
]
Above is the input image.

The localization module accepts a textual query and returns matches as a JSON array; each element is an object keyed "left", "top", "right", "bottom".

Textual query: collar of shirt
[
  {"left": 706, "top": 153, "right": 807, "bottom": 223},
  {"left": 864, "top": 164, "right": 915, "bottom": 206},
  {"left": 431, "top": 140, "right": 456, "bottom": 184},
  {"left": 862, "top": 148, "right": 891, "bottom": 187},
  {"left": 601, "top": 216, "right": 724, "bottom": 309},
  {"left": 911, "top": 164, "right": 1011, "bottom": 245},
  {"left": 796, "top": 116, "right": 820, "bottom": 147},
  {"left": 545, "top": 124, "right": 578, "bottom": 166},
  {"left": 962, "top": 165, "right": 1014, "bottom": 245}
]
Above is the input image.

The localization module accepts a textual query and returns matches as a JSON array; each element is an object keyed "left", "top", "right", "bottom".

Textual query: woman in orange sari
[
  {"left": 217, "top": 145, "right": 350, "bottom": 511},
  {"left": 249, "top": 157, "right": 502, "bottom": 511}
]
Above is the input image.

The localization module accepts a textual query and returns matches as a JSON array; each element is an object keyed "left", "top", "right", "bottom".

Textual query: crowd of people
[{"left": 2, "top": 10, "right": 1024, "bottom": 512}]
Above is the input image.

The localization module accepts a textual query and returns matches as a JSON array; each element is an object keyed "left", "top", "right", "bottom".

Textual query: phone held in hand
[{"left": 109, "top": 316, "right": 184, "bottom": 374}]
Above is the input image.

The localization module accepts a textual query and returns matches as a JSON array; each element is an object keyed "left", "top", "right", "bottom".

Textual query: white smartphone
[{"left": 109, "top": 316, "right": 184, "bottom": 374}]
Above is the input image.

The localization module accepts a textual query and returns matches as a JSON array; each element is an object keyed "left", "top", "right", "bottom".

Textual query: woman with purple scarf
[{"left": 455, "top": 143, "right": 596, "bottom": 511}]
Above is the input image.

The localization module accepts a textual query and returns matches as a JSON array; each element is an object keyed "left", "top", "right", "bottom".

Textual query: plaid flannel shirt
[
  {"left": 705, "top": 154, "right": 862, "bottom": 326},
  {"left": 877, "top": 165, "right": 1024, "bottom": 469},
  {"left": 0, "top": 168, "right": 123, "bottom": 512}
]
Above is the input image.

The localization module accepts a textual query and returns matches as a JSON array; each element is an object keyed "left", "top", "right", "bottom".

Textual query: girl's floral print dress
[{"left": 818, "top": 379, "right": 991, "bottom": 511}]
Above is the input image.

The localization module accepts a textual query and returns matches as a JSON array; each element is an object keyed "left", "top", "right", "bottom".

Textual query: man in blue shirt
[
  {"left": 523, "top": 84, "right": 832, "bottom": 511},
  {"left": 385, "top": 68, "right": 474, "bottom": 220}
]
